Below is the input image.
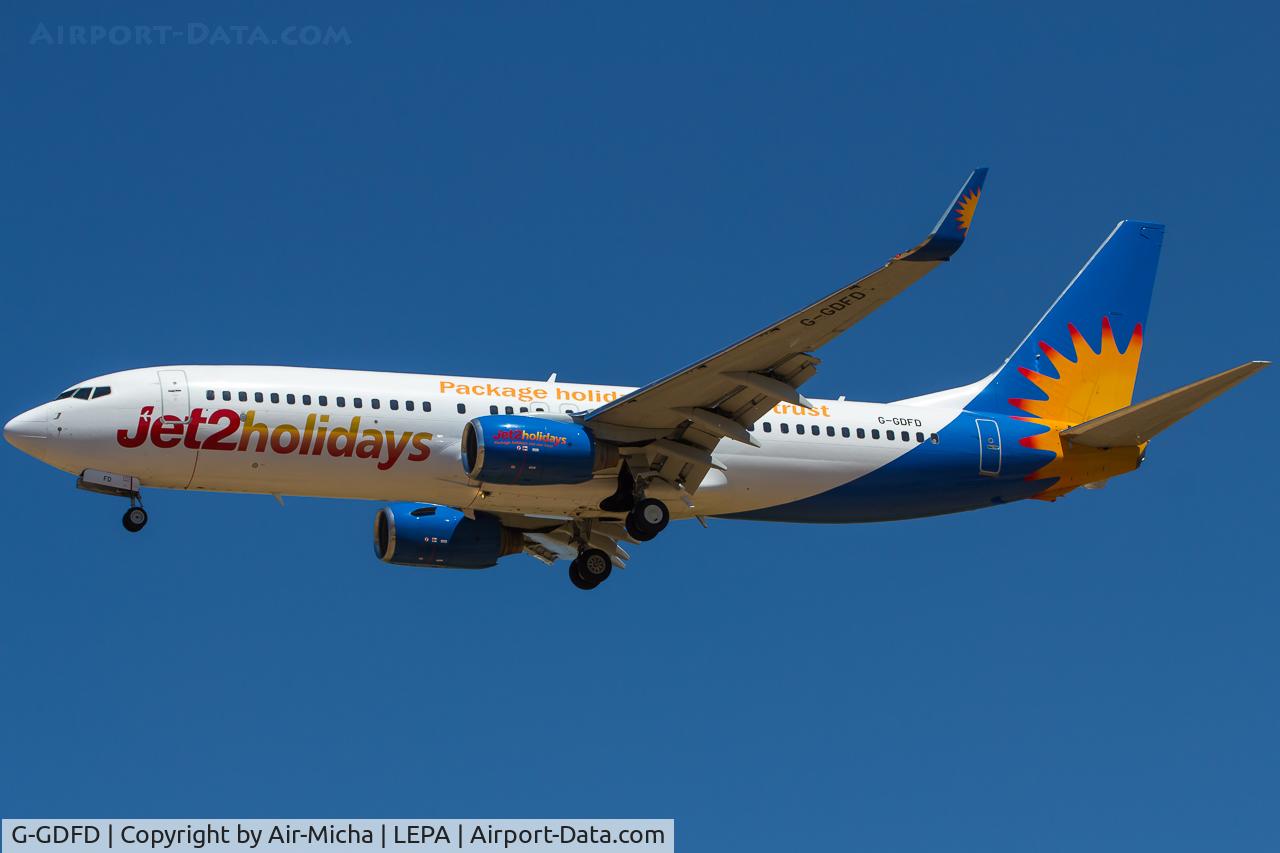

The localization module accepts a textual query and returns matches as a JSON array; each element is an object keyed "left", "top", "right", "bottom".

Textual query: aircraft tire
[
  {"left": 570, "top": 549, "right": 612, "bottom": 589},
  {"left": 625, "top": 513, "right": 655, "bottom": 542},
  {"left": 122, "top": 507, "right": 148, "bottom": 532},
  {"left": 568, "top": 558, "right": 595, "bottom": 590},
  {"left": 628, "top": 498, "right": 669, "bottom": 540}
]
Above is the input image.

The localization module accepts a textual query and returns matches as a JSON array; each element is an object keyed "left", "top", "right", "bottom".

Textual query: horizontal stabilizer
[{"left": 1061, "top": 361, "right": 1270, "bottom": 448}]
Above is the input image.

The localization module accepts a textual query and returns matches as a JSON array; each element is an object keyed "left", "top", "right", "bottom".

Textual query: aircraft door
[
  {"left": 976, "top": 417, "right": 1001, "bottom": 477},
  {"left": 158, "top": 369, "right": 191, "bottom": 422}
]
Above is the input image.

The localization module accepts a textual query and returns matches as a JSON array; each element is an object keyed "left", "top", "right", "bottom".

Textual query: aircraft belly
[{"left": 693, "top": 444, "right": 903, "bottom": 516}]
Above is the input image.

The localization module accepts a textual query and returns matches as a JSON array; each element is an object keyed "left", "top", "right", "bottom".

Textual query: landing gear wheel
[
  {"left": 626, "top": 498, "right": 669, "bottom": 541},
  {"left": 122, "top": 506, "right": 148, "bottom": 533},
  {"left": 569, "top": 548, "right": 612, "bottom": 589}
]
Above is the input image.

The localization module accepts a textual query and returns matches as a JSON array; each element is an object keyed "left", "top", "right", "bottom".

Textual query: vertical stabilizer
[{"left": 969, "top": 220, "right": 1164, "bottom": 423}]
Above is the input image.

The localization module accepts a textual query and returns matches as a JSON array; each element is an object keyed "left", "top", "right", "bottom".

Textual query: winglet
[{"left": 897, "top": 167, "right": 988, "bottom": 262}]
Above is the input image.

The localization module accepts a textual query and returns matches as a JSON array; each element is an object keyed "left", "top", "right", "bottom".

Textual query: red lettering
[
  {"left": 379, "top": 430, "right": 413, "bottom": 471},
  {"left": 407, "top": 433, "right": 432, "bottom": 462},
  {"left": 202, "top": 409, "right": 241, "bottom": 451},
  {"left": 150, "top": 415, "right": 185, "bottom": 449},
  {"left": 183, "top": 408, "right": 208, "bottom": 449},
  {"left": 116, "top": 406, "right": 154, "bottom": 448}
]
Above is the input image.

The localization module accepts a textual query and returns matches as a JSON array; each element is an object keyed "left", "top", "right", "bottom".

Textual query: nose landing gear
[
  {"left": 77, "top": 469, "right": 149, "bottom": 533},
  {"left": 122, "top": 505, "right": 149, "bottom": 533}
]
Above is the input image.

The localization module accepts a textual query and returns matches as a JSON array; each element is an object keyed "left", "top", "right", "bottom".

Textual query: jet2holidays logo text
[{"left": 117, "top": 407, "right": 431, "bottom": 470}]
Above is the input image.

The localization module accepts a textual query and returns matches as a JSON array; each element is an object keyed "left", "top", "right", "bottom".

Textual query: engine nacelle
[
  {"left": 374, "top": 503, "right": 523, "bottom": 569},
  {"left": 461, "top": 415, "right": 616, "bottom": 486}
]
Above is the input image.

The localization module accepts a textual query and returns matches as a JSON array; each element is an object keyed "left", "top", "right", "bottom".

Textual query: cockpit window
[
  {"left": 91, "top": 386, "right": 111, "bottom": 399},
  {"left": 73, "top": 388, "right": 92, "bottom": 400},
  {"left": 56, "top": 389, "right": 76, "bottom": 400}
]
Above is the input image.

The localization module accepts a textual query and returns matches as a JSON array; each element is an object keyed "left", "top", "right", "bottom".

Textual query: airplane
[{"left": 4, "top": 169, "right": 1269, "bottom": 589}]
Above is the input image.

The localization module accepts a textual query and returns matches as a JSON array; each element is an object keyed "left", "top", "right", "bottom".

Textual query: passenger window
[
  {"left": 762, "top": 422, "right": 772, "bottom": 433},
  {"left": 223, "top": 391, "right": 232, "bottom": 401},
  {"left": 336, "top": 397, "right": 346, "bottom": 407},
  {"left": 841, "top": 427, "right": 850, "bottom": 438},
  {"left": 505, "top": 406, "right": 514, "bottom": 414},
  {"left": 930, "top": 433, "right": 940, "bottom": 444},
  {"left": 901, "top": 431, "right": 909, "bottom": 441},
  {"left": 73, "top": 388, "right": 92, "bottom": 400},
  {"left": 519, "top": 406, "right": 528, "bottom": 413},
  {"left": 457, "top": 403, "right": 466, "bottom": 414},
  {"left": 489, "top": 405, "right": 499, "bottom": 415},
  {"left": 826, "top": 426, "right": 835, "bottom": 437},
  {"left": 795, "top": 423, "right": 803, "bottom": 434},
  {"left": 287, "top": 394, "right": 296, "bottom": 405},
  {"left": 254, "top": 392, "right": 264, "bottom": 403},
  {"left": 92, "top": 387, "right": 111, "bottom": 399},
  {"left": 886, "top": 431, "right": 895, "bottom": 441},
  {"left": 812, "top": 425, "right": 821, "bottom": 435},
  {"left": 871, "top": 429, "right": 880, "bottom": 439},
  {"left": 780, "top": 423, "right": 789, "bottom": 434},
  {"left": 206, "top": 390, "right": 215, "bottom": 401},
  {"left": 318, "top": 395, "right": 328, "bottom": 406},
  {"left": 353, "top": 397, "right": 363, "bottom": 409},
  {"left": 302, "top": 395, "right": 311, "bottom": 405},
  {"left": 372, "top": 399, "right": 380, "bottom": 410},
  {"left": 423, "top": 402, "right": 432, "bottom": 412},
  {"left": 916, "top": 432, "right": 924, "bottom": 443},
  {"left": 857, "top": 428, "right": 865, "bottom": 439},
  {"left": 270, "top": 393, "right": 280, "bottom": 404},
  {"left": 405, "top": 401, "right": 414, "bottom": 412},
  {"left": 238, "top": 391, "right": 248, "bottom": 402}
]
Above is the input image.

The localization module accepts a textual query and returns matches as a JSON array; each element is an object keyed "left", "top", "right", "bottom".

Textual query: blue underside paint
[
  {"left": 718, "top": 411, "right": 1058, "bottom": 523},
  {"left": 728, "top": 219, "right": 1164, "bottom": 524}
]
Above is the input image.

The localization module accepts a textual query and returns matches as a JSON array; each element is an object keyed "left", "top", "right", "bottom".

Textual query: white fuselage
[{"left": 8, "top": 366, "right": 968, "bottom": 519}]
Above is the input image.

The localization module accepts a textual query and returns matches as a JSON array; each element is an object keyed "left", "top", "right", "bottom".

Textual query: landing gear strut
[
  {"left": 122, "top": 505, "right": 148, "bottom": 533},
  {"left": 569, "top": 548, "right": 612, "bottom": 590},
  {"left": 625, "top": 498, "right": 669, "bottom": 542}
]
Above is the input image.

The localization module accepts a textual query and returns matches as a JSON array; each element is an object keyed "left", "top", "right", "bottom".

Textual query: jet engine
[
  {"left": 373, "top": 503, "right": 523, "bottom": 569},
  {"left": 460, "top": 415, "right": 617, "bottom": 486}
]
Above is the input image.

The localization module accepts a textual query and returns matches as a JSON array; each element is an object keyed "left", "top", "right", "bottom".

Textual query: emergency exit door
[
  {"left": 976, "top": 417, "right": 1001, "bottom": 477},
  {"left": 157, "top": 369, "right": 191, "bottom": 422}
]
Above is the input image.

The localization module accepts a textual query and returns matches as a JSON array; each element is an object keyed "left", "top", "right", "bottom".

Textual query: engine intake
[
  {"left": 374, "top": 503, "right": 523, "bottom": 569},
  {"left": 461, "top": 415, "right": 616, "bottom": 486}
]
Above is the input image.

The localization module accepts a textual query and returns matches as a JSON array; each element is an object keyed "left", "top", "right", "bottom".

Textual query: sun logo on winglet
[
  {"left": 1010, "top": 317, "right": 1144, "bottom": 496},
  {"left": 954, "top": 187, "right": 981, "bottom": 232}
]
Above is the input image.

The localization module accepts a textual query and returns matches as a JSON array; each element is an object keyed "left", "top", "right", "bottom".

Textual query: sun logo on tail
[
  {"left": 1010, "top": 317, "right": 1144, "bottom": 496},
  {"left": 954, "top": 187, "right": 981, "bottom": 232}
]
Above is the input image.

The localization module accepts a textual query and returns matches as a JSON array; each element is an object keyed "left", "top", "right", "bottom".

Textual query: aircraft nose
[{"left": 5, "top": 408, "right": 49, "bottom": 452}]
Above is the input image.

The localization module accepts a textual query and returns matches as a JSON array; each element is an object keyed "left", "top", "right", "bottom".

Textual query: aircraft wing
[{"left": 583, "top": 168, "right": 988, "bottom": 497}]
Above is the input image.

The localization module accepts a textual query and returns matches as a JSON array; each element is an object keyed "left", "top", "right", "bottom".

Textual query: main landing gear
[
  {"left": 625, "top": 497, "right": 669, "bottom": 542},
  {"left": 569, "top": 548, "right": 612, "bottom": 590},
  {"left": 604, "top": 464, "right": 672, "bottom": 542}
]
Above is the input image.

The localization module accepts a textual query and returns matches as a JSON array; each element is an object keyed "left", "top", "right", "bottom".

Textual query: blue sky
[{"left": 2, "top": 2, "right": 1277, "bottom": 849}]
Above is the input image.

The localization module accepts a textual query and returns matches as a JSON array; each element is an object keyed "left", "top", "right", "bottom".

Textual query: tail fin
[{"left": 969, "top": 220, "right": 1165, "bottom": 423}]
